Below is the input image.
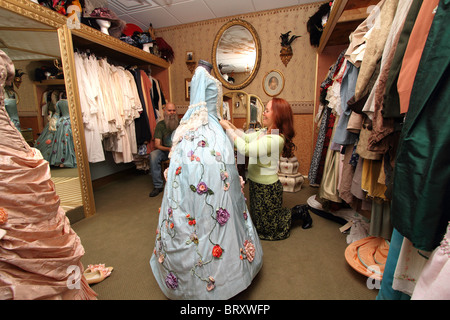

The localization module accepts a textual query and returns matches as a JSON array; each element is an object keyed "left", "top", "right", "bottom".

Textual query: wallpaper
[{"left": 156, "top": 3, "right": 321, "bottom": 175}]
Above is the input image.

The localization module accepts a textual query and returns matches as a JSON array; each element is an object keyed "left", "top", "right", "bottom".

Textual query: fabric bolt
[
  {"left": 391, "top": 0, "right": 450, "bottom": 252},
  {"left": 0, "top": 50, "right": 96, "bottom": 300},
  {"left": 150, "top": 65, "right": 262, "bottom": 300}
]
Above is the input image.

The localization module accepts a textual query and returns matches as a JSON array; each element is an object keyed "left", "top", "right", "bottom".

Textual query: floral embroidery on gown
[{"left": 150, "top": 65, "right": 263, "bottom": 300}]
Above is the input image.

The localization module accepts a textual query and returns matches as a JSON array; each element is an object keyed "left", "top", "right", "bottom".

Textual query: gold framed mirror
[
  {"left": 212, "top": 19, "right": 261, "bottom": 90},
  {"left": 222, "top": 91, "right": 264, "bottom": 131}
]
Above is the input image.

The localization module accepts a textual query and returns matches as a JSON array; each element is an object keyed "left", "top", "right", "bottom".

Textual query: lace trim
[
  {"left": 169, "top": 105, "right": 209, "bottom": 158},
  {"left": 439, "top": 223, "right": 450, "bottom": 258}
]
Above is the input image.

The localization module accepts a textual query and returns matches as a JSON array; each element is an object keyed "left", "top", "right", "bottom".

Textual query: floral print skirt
[{"left": 248, "top": 179, "right": 292, "bottom": 240}]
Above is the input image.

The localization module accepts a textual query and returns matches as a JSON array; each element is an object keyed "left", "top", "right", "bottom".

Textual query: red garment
[{"left": 140, "top": 70, "right": 157, "bottom": 153}]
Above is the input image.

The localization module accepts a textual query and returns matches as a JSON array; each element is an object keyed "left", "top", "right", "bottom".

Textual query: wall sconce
[
  {"left": 13, "top": 69, "right": 26, "bottom": 89},
  {"left": 186, "top": 50, "right": 196, "bottom": 73},
  {"left": 279, "top": 31, "right": 300, "bottom": 67}
]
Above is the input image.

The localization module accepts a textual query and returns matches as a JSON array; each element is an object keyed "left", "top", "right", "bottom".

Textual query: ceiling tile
[
  {"left": 251, "top": 0, "right": 300, "bottom": 12},
  {"left": 205, "top": 0, "right": 255, "bottom": 18},
  {"left": 162, "top": 0, "right": 215, "bottom": 24},
  {"left": 108, "top": 0, "right": 325, "bottom": 29},
  {"left": 108, "top": 0, "right": 159, "bottom": 14}
]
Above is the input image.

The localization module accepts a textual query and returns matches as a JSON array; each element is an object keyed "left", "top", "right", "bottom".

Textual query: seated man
[{"left": 149, "top": 102, "right": 179, "bottom": 197}]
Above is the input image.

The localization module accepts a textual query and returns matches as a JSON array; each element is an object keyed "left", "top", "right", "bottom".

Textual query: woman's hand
[{"left": 220, "top": 119, "right": 232, "bottom": 130}]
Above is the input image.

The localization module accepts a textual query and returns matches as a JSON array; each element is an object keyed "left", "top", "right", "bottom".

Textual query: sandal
[{"left": 84, "top": 264, "right": 113, "bottom": 285}]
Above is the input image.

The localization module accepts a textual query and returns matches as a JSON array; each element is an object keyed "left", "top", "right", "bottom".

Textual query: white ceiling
[{"left": 108, "top": 0, "right": 325, "bottom": 30}]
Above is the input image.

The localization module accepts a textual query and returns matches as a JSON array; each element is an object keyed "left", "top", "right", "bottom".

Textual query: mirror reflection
[
  {"left": 0, "top": 8, "right": 83, "bottom": 220},
  {"left": 213, "top": 19, "right": 261, "bottom": 90},
  {"left": 222, "top": 90, "right": 263, "bottom": 132}
]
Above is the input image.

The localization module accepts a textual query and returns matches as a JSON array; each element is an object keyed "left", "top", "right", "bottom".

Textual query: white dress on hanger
[{"left": 74, "top": 52, "right": 105, "bottom": 163}]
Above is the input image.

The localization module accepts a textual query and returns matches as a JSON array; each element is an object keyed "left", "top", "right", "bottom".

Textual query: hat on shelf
[
  {"left": 345, "top": 236, "right": 390, "bottom": 281},
  {"left": 123, "top": 23, "right": 143, "bottom": 37},
  {"left": 88, "top": 7, "right": 126, "bottom": 38}
]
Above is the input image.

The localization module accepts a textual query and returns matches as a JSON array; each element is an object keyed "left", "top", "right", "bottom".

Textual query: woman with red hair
[{"left": 220, "top": 98, "right": 312, "bottom": 240}]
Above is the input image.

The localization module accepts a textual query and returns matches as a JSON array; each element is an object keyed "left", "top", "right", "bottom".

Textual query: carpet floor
[{"left": 71, "top": 170, "right": 378, "bottom": 300}]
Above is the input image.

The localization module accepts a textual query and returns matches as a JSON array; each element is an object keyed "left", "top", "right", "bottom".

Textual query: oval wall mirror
[{"left": 212, "top": 19, "right": 261, "bottom": 90}]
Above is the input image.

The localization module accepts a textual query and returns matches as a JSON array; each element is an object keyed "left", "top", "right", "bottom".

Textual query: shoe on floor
[
  {"left": 291, "top": 204, "right": 313, "bottom": 229},
  {"left": 149, "top": 187, "right": 164, "bottom": 197},
  {"left": 84, "top": 264, "right": 113, "bottom": 285}
]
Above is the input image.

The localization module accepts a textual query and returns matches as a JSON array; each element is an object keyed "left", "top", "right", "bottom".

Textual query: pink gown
[{"left": 0, "top": 50, "right": 97, "bottom": 300}]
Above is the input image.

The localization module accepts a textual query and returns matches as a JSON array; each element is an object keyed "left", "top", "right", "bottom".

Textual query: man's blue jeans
[{"left": 150, "top": 149, "right": 169, "bottom": 188}]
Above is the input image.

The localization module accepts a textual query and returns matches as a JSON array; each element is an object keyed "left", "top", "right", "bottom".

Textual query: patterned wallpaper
[
  {"left": 156, "top": 3, "right": 321, "bottom": 175},
  {"left": 13, "top": 3, "right": 321, "bottom": 176}
]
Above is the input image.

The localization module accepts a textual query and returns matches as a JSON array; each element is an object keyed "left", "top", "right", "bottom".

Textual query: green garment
[
  {"left": 382, "top": 0, "right": 423, "bottom": 119},
  {"left": 234, "top": 130, "right": 284, "bottom": 185},
  {"left": 154, "top": 120, "right": 175, "bottom": 148},
  {"left": 391, "top": 0, "right": 450, "bottom": 251}
]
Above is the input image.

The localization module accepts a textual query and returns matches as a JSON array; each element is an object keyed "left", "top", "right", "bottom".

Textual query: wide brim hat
[
  {"left": 87, "top": 7, "right": 126, "bottom": 38},
  {"left": 345, "top": 236, "right": 390, "bottom": 281},
  {"left": 123, "top": 23, "right": 143, "bottom": 37}
]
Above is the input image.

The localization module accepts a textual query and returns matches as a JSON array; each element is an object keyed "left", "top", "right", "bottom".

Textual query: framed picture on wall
[
  {"left": 186, "top": 51, "right": 194, "bottom": 62},
  {"left": 185, "top": 78, "right": 191, "bottom": 101},
  {"left": 263, "top": 70, "right": 285, "bottom": 97}
]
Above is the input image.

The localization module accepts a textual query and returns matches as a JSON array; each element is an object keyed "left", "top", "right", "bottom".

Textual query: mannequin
[
  {"left": 198, "top": 59, "right": 213, "bottom": 73},
  {"left": 142, "top": 42, "right": 153, "bottom": 53},
  {"left": 150, "top": 57, "right": 262, "bottom": 300},
  {"left": 96, "top": 19, "right": 111, "bottom": 35}
]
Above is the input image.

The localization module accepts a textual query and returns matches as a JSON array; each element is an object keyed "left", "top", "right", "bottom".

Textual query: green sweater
[{"left": 234, "top": 130, "right": 284, "bottom": 185}]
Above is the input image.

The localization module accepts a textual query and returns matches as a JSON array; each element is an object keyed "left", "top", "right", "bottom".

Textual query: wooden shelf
[
  {"left": 34, "top": 79, "right": 65, "bottom": 86},
  {"left": 318, "top": 0, "right": 381, "bottom": 53}
]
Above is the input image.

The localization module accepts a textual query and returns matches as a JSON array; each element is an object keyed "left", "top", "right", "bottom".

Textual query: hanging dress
[
  {"left": 35, "top": 99, "right": 76, "bottom": 167},
  {"left": 150, "top": 65, "right": 263, "bottom": 300},
  {"left": 50, "top": 99, "right": 77, "bottom": 167}
]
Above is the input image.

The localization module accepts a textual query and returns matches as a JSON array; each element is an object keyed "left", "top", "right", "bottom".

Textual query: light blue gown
[
  {"left": 150, "top": 66, "right": 263, "bottom": 300},
  {"left": 35, "top": 99, "right": 76, "bottom": 168}
]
